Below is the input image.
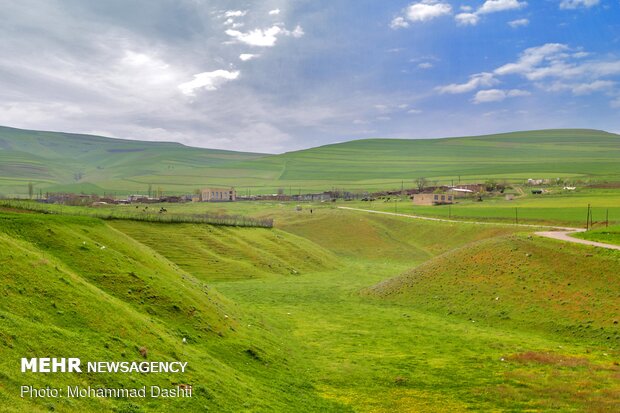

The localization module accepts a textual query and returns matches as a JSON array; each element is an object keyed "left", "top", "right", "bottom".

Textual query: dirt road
[{"left": 338, "top": 206, "right": 620, "bottom": 251}]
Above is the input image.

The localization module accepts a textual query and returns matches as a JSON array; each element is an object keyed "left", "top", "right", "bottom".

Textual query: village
[{"left": 29, "top": 179, "right": 564, "bottom": 207}]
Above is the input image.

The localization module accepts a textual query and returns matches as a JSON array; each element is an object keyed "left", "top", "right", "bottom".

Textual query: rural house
[
  {"left": 200, "top": 187, "right": 237, "bottom": 202},
  {"left": 412, "top": 193, "right": 454, "bottom": 206}
]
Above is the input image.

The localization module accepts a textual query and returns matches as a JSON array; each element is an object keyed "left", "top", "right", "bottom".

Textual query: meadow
[{"left": 1, "top": 204, "right": 618, "bottom": 411}]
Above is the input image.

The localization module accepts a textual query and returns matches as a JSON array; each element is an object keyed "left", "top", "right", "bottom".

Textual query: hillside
[
  {"left": 0, "top": 211, "right": 343, "bottom": 412},
  {"left": 1, "top": 206, "right": 619, "bottom": 411},
  {"left": 1, "top": 127, "right": 620, "bottom": 196},
  {"left": 241, "top": 128, "right": 620, "bottom": 187},
  {"left": 0, "top": 126, "right": 265, "bottom": 196},
  {"left": 365, "top": 233, "right": 620, "bottom": 345}
]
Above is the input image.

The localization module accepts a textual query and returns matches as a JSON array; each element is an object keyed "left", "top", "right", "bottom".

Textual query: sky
[{"left": 0, "top": 0, "right": 619, "bottom": 153}]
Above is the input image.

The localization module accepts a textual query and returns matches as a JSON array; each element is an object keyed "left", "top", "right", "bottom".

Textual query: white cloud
[
  {"left": 226, "top": 24, "right": 303, "bottom": 47},
  {"left": 494, "top": 43, "right": 570, "bottom": 77},
  {"left": 559, "top": 0, "right": 600, "bottom": 10},
  {"left": 391, "top": 1, "right": 452, "bottom": 28},
  {"left": 472, "top": 88, "right": 530, "bottom": 103},
  {"left": 478, "top": 0, "right": 528, "bottom": 14},
  {"left": 455, "top": 13, "right": 480, "bottom": 25},
  {"left": 460, "top": 5, "right": 473, "bottom": 11},
  {"left": 418, "top": 62, "right": 434, "bottom": 69},
  {"left": 407, "top": 109, "right": 423, "bottom": 114},
  {"left": 224, "top": 10, "right": 247, "bottom": 18},
  {"left": 454, "top": 0, "right": 527, "bottom": 26},
  {"left": 508, "top": 18, "right": 529, "bottom": 28},
  {"left": 239, "top": 53, "right": 259, "bottom": 61},
  {"left": 178, "top": 70, "right": 240, "bottom": 96},
  {"left": 390, "top": 16, "right": 410, "bottom": 29},
  {"left": 448, "top": 42, "right": 620, "bottom": 107},
  {"left": 544, "top": 80, "right": 615, "bottom": 95},
  {"left": 290, "top": 25, "right": 304, "bottom": 38},
  {"left": 406, "top": 1, "right": 452, "bottom": 21},
  {"left": 268, "top": 9, "right": 281, "bottom": 15},
  {"left": 436, "top": 72, "right": 498, "bottom": 94}
]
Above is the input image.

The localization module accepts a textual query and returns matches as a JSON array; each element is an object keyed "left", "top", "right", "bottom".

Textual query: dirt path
[
  {"left": 535, "top": 230, "right": 620, "bottom": 251},
  {"left": 337, "top": 206, "right": 620, "bottom": 251}
]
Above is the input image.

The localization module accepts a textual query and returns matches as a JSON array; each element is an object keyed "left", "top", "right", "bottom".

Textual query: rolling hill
[
  {"left": 0, "top": 211, "right": 343, "bottom": 412},
  {"left": 1, "top": 126, "right": 619, "bottom": 196}
]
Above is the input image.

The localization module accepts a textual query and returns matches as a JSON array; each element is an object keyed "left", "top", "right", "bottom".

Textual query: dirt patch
[{"left": 506, "top": 351, "right": 591, "bottom": 367}]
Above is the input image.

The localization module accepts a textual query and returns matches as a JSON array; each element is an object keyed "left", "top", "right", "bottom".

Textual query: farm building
[
  {"left": 412, "top": 193, "right": 454, "bottom": 206},
  {"left": 447, "top": 187, "right": 474, "bottom": 198},
  {"left": 201, "top": 187, "right": 237, "bottom": 202}
]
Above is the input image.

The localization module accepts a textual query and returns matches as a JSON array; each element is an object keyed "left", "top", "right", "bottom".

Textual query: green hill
[
  {"left": 0, "top": 211, "right": 343, "bottom": 412},
  {"left": 365, "top": 233, "right": 620, "bottom": 344},
  {"left": 1, "top": 205, "right": 619, "bottom": 411},
  {"left": 1, "top": 126, "right": 620, "bottom": 196},
  {"left": 0, "top": 126, "right": 265, "bottom": 196}
]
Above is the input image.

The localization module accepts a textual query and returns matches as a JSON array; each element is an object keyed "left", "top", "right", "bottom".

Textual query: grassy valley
[
  {"left": 1, "top": 127, "right": 619, "bottom": 412},
  {"left": 2, "top": 204, "right": 617, "bottom": 411}
]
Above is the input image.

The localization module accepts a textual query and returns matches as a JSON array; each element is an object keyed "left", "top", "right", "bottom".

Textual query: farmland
[
  {"left": 351, "top": 187, "right": 620, "bottom": 227},
  {"left": 2, "top": 126, "right": 620, "bottom": 196},
  {"left": 1, "top": 204, "right": 618, "bottom": 412}
]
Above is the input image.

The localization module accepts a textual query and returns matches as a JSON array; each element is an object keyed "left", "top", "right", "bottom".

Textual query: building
[
  {"left": 201, "top": 187, "right": 236, "bottom": 202},
  {"left": 412, "top": 193, "right": 454, "bottom": 206},
  {"left": 447, "top": 187, "right": 475, "bottom": 198}
]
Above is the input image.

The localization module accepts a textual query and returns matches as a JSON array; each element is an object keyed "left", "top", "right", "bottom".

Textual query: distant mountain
[{"left": 1, "top": 126, "right": 619, "bottom": 196}]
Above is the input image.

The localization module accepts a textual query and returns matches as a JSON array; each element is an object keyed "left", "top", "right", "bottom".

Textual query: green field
[
  {"left": 575, "top": 225, "right": 620, "bottom": 246},
  {"left": 347, "top": 187, "right": 620, "bottom": 227},
  {"left": 1, "top": 205, "right": 618, "bottom": 412},
  {"left": 2, "top": 126, "right": 620, "bottom": 196}
]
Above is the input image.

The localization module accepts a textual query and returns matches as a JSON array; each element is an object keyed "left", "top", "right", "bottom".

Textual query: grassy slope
[
  {"left": 0, "top": 126, "right": 265, "bottom": 195},
  {"left": 366, "top": 234, "right": 620, "bottom": 344},
  {"left": 218, "top": 210, "right": 620, "bottom": 411},
  {"left": 229, "top": 128, "right": 620, "bottom": 188},
  {"left": 2, "top": 205, "right": 620, "bottom": 411},
  {"left": 0, "top": 212, "right": 343, "bottom": 412},
  {"left": 2, "top": 127, "right": 620, "bottom": 196},
  {"left": 108, "top": 221, "right": 339, "bottom": 282}
]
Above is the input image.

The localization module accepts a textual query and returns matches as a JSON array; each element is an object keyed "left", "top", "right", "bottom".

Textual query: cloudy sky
[{"left": 0, "top": 0, "right": 619, "bottom": 153}]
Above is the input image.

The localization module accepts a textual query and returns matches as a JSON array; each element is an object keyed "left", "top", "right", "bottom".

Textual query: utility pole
[
  {"left": 586, "top": 204, "right": 591, "bottom": 230},
  {"left": 449, "top": 205, "right": 451, "bottom": 219},
  {"left": 606, "top": 208, "right": 609, "bottom": 228},
  {"left": 515, "top": 207, "right": 520, "bottom": 225}
]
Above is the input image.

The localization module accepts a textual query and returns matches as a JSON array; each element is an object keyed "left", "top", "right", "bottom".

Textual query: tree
[
  {"left": 28, "top": 182, "right": 33, "bottom": 199},
  {"left": 415, "top": 177, "right": 428, "bottom": 192}
]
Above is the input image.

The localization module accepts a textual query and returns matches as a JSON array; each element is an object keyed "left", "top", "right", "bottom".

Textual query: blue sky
[{"left": 0, "top": 0, "right": 619, "bottom": 153}]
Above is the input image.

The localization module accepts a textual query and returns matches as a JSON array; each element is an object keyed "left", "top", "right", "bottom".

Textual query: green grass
[
  {"left": 0, "top": 200, "right": 274, "bottom": 228},
  {"left": 3, "top": 126, "right": 620, "bottom": 196},
  {"left": 574, "top": 225, "right": 620, "bottom": 246},
  {"left": 1, "top": 205, "right": 619, "bottom": 411},
  {"left": 0, "top": 212, "right": 344, "bottom": 412}
]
